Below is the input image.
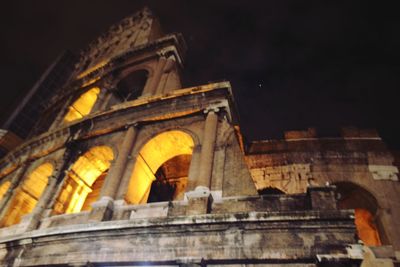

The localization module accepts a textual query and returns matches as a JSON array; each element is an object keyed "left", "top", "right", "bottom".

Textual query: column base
[
  {"left": 18, "top": 212, "right": 42, "bottom": 232},
  {"left": 88, "top": 197, "right": 114, "bottom": 222},
  {"left": 184, "top": 186, "right": 211, "bottom": 215}
]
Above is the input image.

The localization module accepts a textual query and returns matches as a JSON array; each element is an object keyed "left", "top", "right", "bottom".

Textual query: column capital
[
  {"left": 125, "top": 122, "right": 139, "bottom": 130},
  {"left": 204, "top": 106, "right": 220, "bottom": 114}
]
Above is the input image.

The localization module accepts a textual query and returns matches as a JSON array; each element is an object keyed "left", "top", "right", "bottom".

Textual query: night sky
[{"left": 1, "top": 1, "right": 399, "bottom": 148}]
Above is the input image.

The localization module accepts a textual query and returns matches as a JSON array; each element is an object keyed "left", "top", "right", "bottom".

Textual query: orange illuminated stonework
[
  {"left": 126, "top": 130, "right": 193, "bottom": 204},
  {"left": 355, "top": 208, "right": 381, "bottom": 246},
  {"left": 0, "top": 163, "right": 53, "bottom": 227},
  {"left": 63, "top": 87, "right": 100, "bottom": 123},
  {"left": 53, "top": 146, "right": 113, "bottom": 214}
]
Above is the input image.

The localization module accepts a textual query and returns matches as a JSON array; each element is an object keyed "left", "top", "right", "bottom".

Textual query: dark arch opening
[
  {"left": 258, "top": 187, "right": 285, "bottom": 195},
  {"left": 334, "top": 182, "right": 382, "bottom": 246},
  {"left": 147, "top": 154, "right": 191, "bottom": 203},
  {"left": 116, "top": 70, "right": 148, "bottom": 102}
]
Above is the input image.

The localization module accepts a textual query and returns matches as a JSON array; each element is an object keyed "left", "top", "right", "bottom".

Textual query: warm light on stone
[
  {"left": 1, "top": 6, "right": 399, "bottom": 266},
  {"left": 63, "top": 87, "right": 100, "bottom": 123},
  {"left": 0, "top": 163, "right": 53, "bottom": 227},
  {"left": 0, "top": 181, "right": 10, "bottom": 201},
  {"left": 126, "top": 130, "right": 194, "bottom": 204},
  {"left": 53, "top": 146, "right": 113, "bottom": 214},
  {"left": 355, "top": 208, "right": 382, "bottom": 246}
]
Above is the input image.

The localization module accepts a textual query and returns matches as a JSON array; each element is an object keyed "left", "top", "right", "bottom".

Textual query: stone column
[
  {"left": 115, "top": 157, "right": 136, "bottom": 202},
  {"left": 91, "top": 88, "right": 108, "bottom": 112},
  {"left": 0, "top": 163, "right": 30, "bottom": 217},
  {"left": 98, "top": 90, "right": 113, "bottom": 110},
  {"left": 184, "top": 109, "right": 219, "bottom": 215},
  {"left": 100, "top": 125, "right": 138, "bottom": 200},
  {"left": 146, "top": 57, "right": 167, "bottom": 96},
  {"left": 197, "top": 108, "right": 219, "bottom": 190},
  {"left": 155, "top": 58, "right": 176, "bottom": 95},
  {"left": 19, "top": 148, "right": 76, "bottom": 230},
  {"left": 186, "top": 145, "right": 202, "bottom": 192},
  {"left": 49, "top": 95, "right": 74, "bottom": 131},
  {"left": 89, "top": 125, "right": 138, "bottom": 221},
  {"left": 20, "top": 175, "right": 59, "bottom": 231}
]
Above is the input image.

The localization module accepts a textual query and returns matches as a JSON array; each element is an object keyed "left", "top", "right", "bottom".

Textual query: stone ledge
[
  {"left": 0, "top": 210, "right": 358, "bottom": 266},
  {"left": 0, "top": 209, "right": 354, "bottom": 244}
]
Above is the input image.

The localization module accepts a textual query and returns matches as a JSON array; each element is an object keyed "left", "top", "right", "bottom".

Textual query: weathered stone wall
[
  {"left": 245, "top": 128, "right": 400, "bottom": 250},
  {"left": 0, "top": 188, "right": 359, "bottom": 266},
  {"left": 0, "top": 83, "right": 365, "bottom": 266},
  {"left": 1, "top": 7, "right": 394, "bottom": 266},
  {"left": 74, "top": 7, "right": 163, "bottom": 76}
]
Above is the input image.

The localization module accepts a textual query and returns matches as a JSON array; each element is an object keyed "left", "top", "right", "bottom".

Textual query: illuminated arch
[
  {"left": 63, "top": 87, "right": 100, "bottom": 123},
  {"left": 335, "top": 182, "right": 382, "bottom": 246},
  {"left": 0, "top": 163, "right": 53, "bottom": 227},
  {"left": 53, "top": 146, "right": 114, "bottom": 214},
  {"left": 126, "top": 130, "right": 194, "bottom": 204}
]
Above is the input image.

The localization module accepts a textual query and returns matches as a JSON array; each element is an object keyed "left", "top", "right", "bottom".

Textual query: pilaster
[
  {"left": 196, "top": 108, "right": 219, "bottom": 190},
  {"left": 90, "top": 125, "right": 138, "bottom": 221}
]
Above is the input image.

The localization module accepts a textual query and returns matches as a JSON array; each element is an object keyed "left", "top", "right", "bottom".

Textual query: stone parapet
[{"left": 0, "top": 208, "right": 357, "bottom": 266}]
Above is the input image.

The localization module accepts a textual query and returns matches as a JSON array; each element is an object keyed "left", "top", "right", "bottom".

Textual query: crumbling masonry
[{"left": 0, "top": 7, "right": 399, "bottom": 267}]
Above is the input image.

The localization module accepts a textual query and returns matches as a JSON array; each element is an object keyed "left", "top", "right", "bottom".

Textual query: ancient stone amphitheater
[{"left": 0, "top": 7, "right": 399, "bottom": 267}]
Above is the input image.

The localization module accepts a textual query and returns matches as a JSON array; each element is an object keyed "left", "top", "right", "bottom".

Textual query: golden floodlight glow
[
  {"left": 0, "top": 180, "right": 11, "bottom": 201},
  {"left": 54, "top": 146, "right": 113, "bottom": 214},
  {"left": 126, "top": 130, "right": 194, "bottom": 204},
  {"left": 63, "top": 87, "right": 100, "bottom": 123},
  {"left": 0, "top": 163, "right": 53, "bottom": 227},
  {"left": 355, "top": 208, "right": 382, "bottom": 246}
]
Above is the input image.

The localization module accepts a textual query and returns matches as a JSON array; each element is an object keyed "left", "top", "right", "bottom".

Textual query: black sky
[{"left": 1, "top": 1, "right": 399, "bottom": 148}]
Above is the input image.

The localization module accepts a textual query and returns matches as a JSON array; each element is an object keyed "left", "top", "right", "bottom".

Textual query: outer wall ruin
[{"left": 0, "top": 7, "right": 399, "bottom": 267}]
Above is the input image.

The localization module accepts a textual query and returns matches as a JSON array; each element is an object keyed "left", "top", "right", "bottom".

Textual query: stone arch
[
  {"left": 53, "top": 145, "right": 114, "bottom": 214},
  {"left": 334, "top": 181, "right": 383, "bottom": 246},
  {"left": 125, "top": 130, "right": 195, "bottom": 204},
  {"left": 87, "top": 141, "right": 119, "bottom": 161},
  {"left": 116, "top": 69, "right": 149, "bottom": 101},
  {"left": 134, "top": 126, "right": 200, "bottom": 153},
  {"left": 258, "top": 186, "right": 286, "bottom": 195},
  {"left": 0, "top": 162, "right": 54, "bottom": 227},
  {"left": 116, "top": 64, "right": 154, "bottom": 86},
  {"left": 63, "top": 87, "right": 101, "bottom": 123}
]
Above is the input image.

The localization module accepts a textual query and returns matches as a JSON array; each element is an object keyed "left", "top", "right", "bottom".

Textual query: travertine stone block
[
  {"left": 307, "top": 186, "right": 337, "bottom": 210},
  {"left": 368, "top": 165, "right": 399, "bottom": 181},
  {"left": 88, "top": 197, "right": 114, "bottom": 222}
]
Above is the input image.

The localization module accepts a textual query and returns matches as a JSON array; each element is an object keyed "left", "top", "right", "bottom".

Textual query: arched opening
[
  {"left": 63, "top": 87, "right": 100, "bottom": 123},
  {"left": 257, "top": 186, "right": 285, "bottom": 195},
  {"left": 115, "top": 70, "right": 148, "bottom": 102},
  {"left": 335, "top": 182, "right": 382, "bottom": 246},
  {"left": 53, "top": 146, "right": 113, "bottom": 214},
  {"left": 148, "top": 154, "right": 191, "bottom": 203},
  {"left": 126, "top": 130, "right": 194, "bottom": 204},
  {"left": 0, "top": 163, "right": 53, "bottom": 227}
]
